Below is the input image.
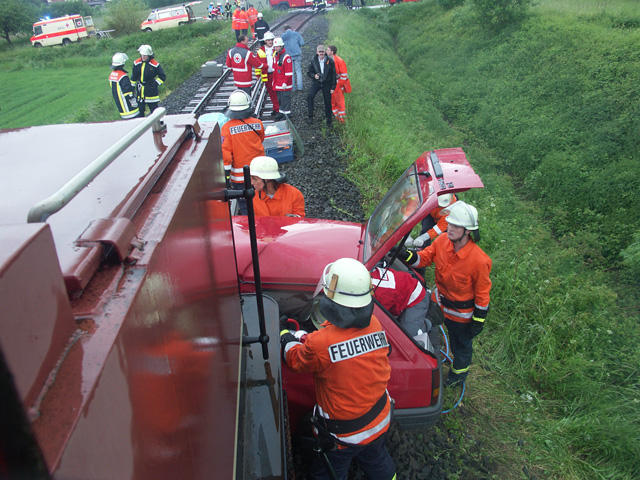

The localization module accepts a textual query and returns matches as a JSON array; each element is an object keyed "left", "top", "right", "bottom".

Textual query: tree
[
  {"left": 0, "top": 0, "right": 37, "bottom": 45},
  {"left": 105, "top": 0, "right": 147, "bottom": 35}
]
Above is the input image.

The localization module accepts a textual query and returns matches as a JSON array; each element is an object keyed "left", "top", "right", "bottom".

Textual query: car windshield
[{"left": 363, "top": 163, "right": 423, "bottom": 263}]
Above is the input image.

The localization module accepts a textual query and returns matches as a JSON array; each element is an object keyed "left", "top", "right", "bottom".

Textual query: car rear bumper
[{"left": 392, "top": 367, "right": 443, "bottom": 430}]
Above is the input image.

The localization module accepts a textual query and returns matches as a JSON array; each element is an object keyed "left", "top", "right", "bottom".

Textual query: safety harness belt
[{"left": 316, "top": 391, "right": 388, "bottom": 435}]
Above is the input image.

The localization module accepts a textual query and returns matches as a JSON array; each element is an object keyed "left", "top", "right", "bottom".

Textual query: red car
[{"left": 233, "top": 147, "right": 484, "bottom": 431}]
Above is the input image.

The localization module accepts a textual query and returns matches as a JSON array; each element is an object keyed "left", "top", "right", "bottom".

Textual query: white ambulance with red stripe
[
  {"left": 141, "top": 3, "right": 199, "bottom": 32},
  {"left": 31, "top": 15, "right": 88, "bottom": 48}
]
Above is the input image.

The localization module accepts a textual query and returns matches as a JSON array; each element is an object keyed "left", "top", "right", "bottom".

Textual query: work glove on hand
[
  {"left": 389, "top": 245, "right": 416, "bottom": 265},
  {"left": 280, "top": 329, "right": 298, "bottom": 363},
  {"left": 413, "top": 233, "right": 432, "bottom": 248},
  {"left": 469, "top": 319, "right": 484, "bottom": 339}
]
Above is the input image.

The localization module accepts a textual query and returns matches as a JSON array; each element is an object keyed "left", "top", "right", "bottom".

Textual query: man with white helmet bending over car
[
  {"left": 281, "top": 258, "right": 397, "bottom": 480},
  {"left": 392, "top": 201, "right": 492, "bottom": 386}
]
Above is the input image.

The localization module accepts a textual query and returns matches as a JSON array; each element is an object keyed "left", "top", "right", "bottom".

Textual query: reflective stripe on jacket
[
  {"left": 285, "top": 316, "right": 392, "bottom": 446},
  {"left": 131, "top": 58, "right": 166, "bottom": 103},
  {"left": 253, "top": 183, "right": 305, "bottom": 217},
  {"left": 416, "top": 233, "right": 491, "bottom": 323},
  {"left": 256, "top": 46, "right": 275, "bottom": 82},
  {"left": 221, "top": 118, "right": 265, "bottom": 184},
  {"left": 273, "top": 50, "right": 293, "bottom": 91},
  {"left": 109, "top": 69, "right": 139, "bottom": 119}
]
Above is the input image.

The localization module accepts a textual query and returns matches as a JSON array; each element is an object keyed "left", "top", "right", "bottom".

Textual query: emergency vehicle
[
  {"left": 270, "top": 0, "right": 338, "bottom": 10},
  {"left": 141, "top": 2, "right": 199, "bottom": 32},
  {"left": 30, "top": 14, "right": 88, "bottom": 47}
]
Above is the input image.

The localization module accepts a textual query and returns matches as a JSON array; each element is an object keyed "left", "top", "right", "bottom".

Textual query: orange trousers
[{"left": 331, "top": 88, "right": 346, "bottom": 123}]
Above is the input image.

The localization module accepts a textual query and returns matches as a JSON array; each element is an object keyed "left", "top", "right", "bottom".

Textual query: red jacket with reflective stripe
[
  {"left": 273, "top": 49, "right": 292, "bottom": 91},
  {"left": 226, "top": 43, "right": 262, "bottom": 88},
  {"left": 416, "top": 233, "right": 491, "bottom": 323},
  {"left": 253, "top": 183, "right": 305, "bottom": 217},
  {"left": 371, "top": 267, "right": 426, "bottom": 318},
  {"left": 285, "top": 315, "right": 392, "bottom": 446}
]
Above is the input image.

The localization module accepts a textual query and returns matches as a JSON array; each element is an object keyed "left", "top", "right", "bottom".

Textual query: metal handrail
[{"left": 27, "top": 109, "right": 166, "bottom": 223}]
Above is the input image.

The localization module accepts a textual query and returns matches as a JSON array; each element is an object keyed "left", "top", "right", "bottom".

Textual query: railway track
[{"left": 181, "top": 10, "right": 317, "bottom": 123}]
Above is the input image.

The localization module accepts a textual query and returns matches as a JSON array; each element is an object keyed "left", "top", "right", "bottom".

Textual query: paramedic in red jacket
[
  {"left": 281, "top": 258, "right": 397, "bottom": 480},
  {"left": 249, "top": 156, "right": 305, "bottom": 217},
  {"left": 273, "top": 37, "right": 293, "bottom": 120},
  {"left": 393, "top": 201, "right": 492, "bottom": 386},
  {"left": 326, "top": 45, "right": 351, "bottom": 124},
  {"left": 226, "top": 35, "right": 262, "bottom": 96},
  {"left": 221, "top": 90, "right": 265, "bottom": 215}
]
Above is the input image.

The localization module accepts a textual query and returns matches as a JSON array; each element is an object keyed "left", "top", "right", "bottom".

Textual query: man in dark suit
[{"left": 306, "top": 44, "right": 337, "bottom": 126}]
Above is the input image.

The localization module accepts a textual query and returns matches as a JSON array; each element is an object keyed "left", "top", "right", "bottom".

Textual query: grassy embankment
[
  {"left": 327, "top": 2, "right": 639, "bottom": 479},
  {"left": 0, "top": 3, "right": 283, "bottom": 128}
]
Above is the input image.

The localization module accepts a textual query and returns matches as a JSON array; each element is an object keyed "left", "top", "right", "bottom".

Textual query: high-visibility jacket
[
  {"left": 238, "top": 9, "right": 249, "bottom": 29},
  {"left": 221, "top": 117, "right": 265, "bottom": 184},
  {"left": 333, "top": 54, "right": 351, "bottom": 93},
  {"left": 131, "top": 57, "right": 166, "bottom": 103},
  {"left": 231, "top": 8, "right": 242, "bottom": 29},
  {"left": 273, "top": 49, "right": 293, "bottom": 91},
  {"left": 247, "top": 7, "right": 258, "bottom": 26},
  {"left": 371, "top": 267, "right": 425, "bottom": 318},
  {"left": 284, "top": 315, "right": 392, "bottom": 446},
  {"left": 253, "top": 183, "right": 305, "bottom": 217},
  {"left": 256, "top": 45, "right": 276, "bottom": 82},
  {"left": 109, "top": 68, "right": 139, "bottom": 119},
  {"left": 226, "top": 42, "right": 263, "bottom": 88},
  {"left": 415, "top": 233, "right": 491, "bottom": 323},
  {"left": 426, "top": 195, "right": 458, "bottom": 241}
]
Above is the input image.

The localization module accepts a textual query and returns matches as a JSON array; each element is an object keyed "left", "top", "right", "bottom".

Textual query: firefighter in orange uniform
[
  {"left": 249, "top": 156, "right": 305, "bottom": 217},
  {"left": 131, "top": 44, "right": 166, "bottom": 117},
  {"left": 221, "top": 90, "right": 265, "bottom": 215},
  {"left": 109, "top": 53, "right": 139, "bottom": 120},
  {"left": 231, "top": 6, "right": 242, "bottom": 40},
  {"left": 238, "top": 6, "right": 249, "bottom": 37},
  {"left": 410, "top": 193, "right": 458, "bottom": 248},
  {"left": 281, "top": 258, "right": 397, "bottom": 480},
  {"left": 247, "top": 4, "right": 258, "bottom": 38},
  {"left": 326, "top": 45, "right": 351, "bottom": 124},
  {"left": 392, "top": 201, "right": 492, "bottom": 386}
]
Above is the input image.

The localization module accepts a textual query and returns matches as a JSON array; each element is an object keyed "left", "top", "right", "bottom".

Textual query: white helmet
[
  {"left": 250, "top": 156, "right": 280, "bottom": 180},
  {"left": 442, "top": 201, "right": 479, "bottom": 230},
  {"left": 320, "top": 258, "right": 372, "bottom": 308},
  {"left": 263, "top": 31, "right": 275, "bottom": 41},
  {"left": 273, "top": 37, "right": 284, "bottom": 47},
  {"left": 438, "top": 193, "right": 454, "bottom": 208},
  {"left": 111, "top": 52, "right": 128, "bottom": 67},
  {"left": 138, "top": 44, "right": 153, "bottom": 56},
  {"left": 257, "top": 12, "right": 263, "bottom": 18},
  {"left": 227, "top": 90, "right": 251, "bottom": 111}
]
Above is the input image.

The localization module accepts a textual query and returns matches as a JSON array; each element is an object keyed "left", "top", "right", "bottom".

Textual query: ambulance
[
  {"left": 141, "top": 3, "right": 199, "bottom": 32},
  {"left": 31, "top": 15, "right": 88, "bottom": 47}
]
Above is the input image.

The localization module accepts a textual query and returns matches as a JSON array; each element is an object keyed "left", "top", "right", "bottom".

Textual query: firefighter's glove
[
  {"left": 280, "top": 329, "right": 299, "bottom": 363},
  {"left": 413, "top": 233, "right": 432, "bottom": 248},
  {"left": 225, "top": 170, "right": 231, "bottom": 189},
  {"left": 389, "top": 245, "right": 416, "bottom": 266},
  {"left": 469, "top": 319, "right": 484, "bottom": 339}
]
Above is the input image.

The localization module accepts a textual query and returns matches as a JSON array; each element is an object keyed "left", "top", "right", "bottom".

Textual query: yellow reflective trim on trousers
[
  {"left": 451, "top": 365, "right": 470, "bottom": 374},
  {"left": 391, "top": 474, "right": 396, "bottom": 480}
]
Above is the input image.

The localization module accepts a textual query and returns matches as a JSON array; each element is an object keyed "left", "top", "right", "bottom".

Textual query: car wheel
[
  {"left": 34, "top": 42, "right": 42, "bottom": 48},
  {"left": 62, "top": 38, "right": 71, "bottom": 46},
  {"left": 144, "top": 28, "right": 152, "bottom": 33},
  {"left": 178, "top": 21, "right": 185, "bottom": 26},
  {"left": 278, "top": 2, "right": 289, "bottom": 11}
]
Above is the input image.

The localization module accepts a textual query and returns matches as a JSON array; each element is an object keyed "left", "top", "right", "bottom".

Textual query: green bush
[
  {"left": 438, "top": 0, "right": 465, "bottom": 9},
  {"left": 471, "top": 0, "right": 533, "bottom": 28}
]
